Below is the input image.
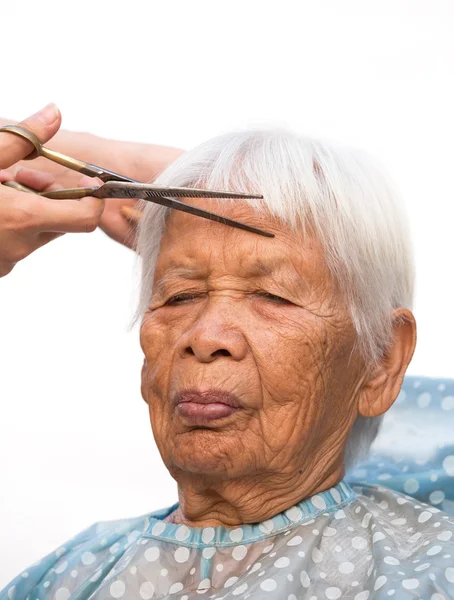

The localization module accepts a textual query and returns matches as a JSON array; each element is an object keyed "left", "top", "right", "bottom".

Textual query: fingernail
[{"left": 34, "top": 103, "right": 59, "bottom": 125}]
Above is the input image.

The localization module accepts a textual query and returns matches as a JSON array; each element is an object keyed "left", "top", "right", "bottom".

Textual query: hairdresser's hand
[{"left": 0, "top": 105, "right": 105, "bottom": 278}]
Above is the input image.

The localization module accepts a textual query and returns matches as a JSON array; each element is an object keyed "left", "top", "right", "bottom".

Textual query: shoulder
[{"left": 0, "top": 512, "right": 152, "bottom": 600}]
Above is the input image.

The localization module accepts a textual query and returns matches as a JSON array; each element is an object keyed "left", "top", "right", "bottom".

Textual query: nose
[{"left": 177, "top": 301, "right": 248, "bottom": 363}]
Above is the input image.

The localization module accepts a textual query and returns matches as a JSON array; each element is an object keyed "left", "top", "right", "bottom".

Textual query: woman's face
[{"left": 140, "top": 202, "right": 365, "bottom": 483}]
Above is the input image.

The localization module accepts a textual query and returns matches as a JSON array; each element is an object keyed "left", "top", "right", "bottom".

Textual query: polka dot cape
[{"left": 2, "top": 376, "right": 454, "bottom": 599}]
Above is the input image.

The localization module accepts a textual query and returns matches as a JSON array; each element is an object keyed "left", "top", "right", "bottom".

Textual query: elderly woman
[{"left": 2, "top": 125, "right": 454, "bottom": 600}]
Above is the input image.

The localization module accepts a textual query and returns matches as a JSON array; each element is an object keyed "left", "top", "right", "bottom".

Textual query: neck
[{"left": 166, "top": 460, "right": 345, "bottom": 527}]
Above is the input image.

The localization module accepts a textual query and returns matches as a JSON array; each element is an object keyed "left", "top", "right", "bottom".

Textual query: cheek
[{"left": 251, "top": 310, "right": 328, "bottom": 399}]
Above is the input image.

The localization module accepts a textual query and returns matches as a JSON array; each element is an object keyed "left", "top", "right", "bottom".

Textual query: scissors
[{"left": 0, "top": 125, "right": 273, "bottom": 238}]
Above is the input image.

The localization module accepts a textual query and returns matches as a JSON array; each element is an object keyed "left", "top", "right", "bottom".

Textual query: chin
[{"left": 168, "top": 429, "right": 242, "bottom": 478}]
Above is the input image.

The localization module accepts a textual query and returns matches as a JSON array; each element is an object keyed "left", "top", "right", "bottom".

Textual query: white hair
[{"left": 135, "top": 129, "right": 414, "bottom": 469}]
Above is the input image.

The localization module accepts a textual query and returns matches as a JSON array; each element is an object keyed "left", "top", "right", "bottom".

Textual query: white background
[{"left": 0, "top": 0, "right": 453, "bottom": 586}]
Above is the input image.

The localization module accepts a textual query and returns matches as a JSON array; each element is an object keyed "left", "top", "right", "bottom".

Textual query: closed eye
[
  {"left": 255, "top": 292, "right": 292, "bottom": 305},
  {"left": 165, "top": 293, "right": 201, "bottom": 306}
]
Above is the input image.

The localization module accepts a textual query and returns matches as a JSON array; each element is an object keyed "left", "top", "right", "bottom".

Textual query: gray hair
[{"left": 136, "top": 129, "right": 415, "bottom": 469}]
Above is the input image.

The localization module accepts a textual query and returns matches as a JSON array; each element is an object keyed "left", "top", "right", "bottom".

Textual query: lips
[{"left": 175, "top": 390, "right": 242, "bottom": 424}]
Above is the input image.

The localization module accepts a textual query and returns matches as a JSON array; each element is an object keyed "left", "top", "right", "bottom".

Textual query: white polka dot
[
  {"left": 263, "top": 544, "right": 274, "bottom": 553},
  {"left": 81, "top": 551, "right": 96, "bottom": 565},
  {"left": 232, "top": 545, "right": 247, "bottom": 561},
  {"left": 354, "top": 593, "right": 370, "bottom": 600},
  {"left": 338, "top": 561, "right": 354, "bottom": 574},
  {"left": 287, "top": 535, "right": 302, "bottom": 546},
  {"left": 202, "top": 527, "right": 215, "bottom": 544},
  {"left": 323, "top": 526, "right": 337, "bottom": 537},
  {"left": 174, "top": 547, "right": 190, "bottom": 563},
  {"left": 330, "top": 488, "right": 342, "bottom": 503},
  {"left": 173, "top": 525, "right": 190, "bottom": 541},
  {"left": 402, "top": 579, "right": 419, "bottom": 590},
  {"left": 151, "top": 521, "right": 165, "bottom": 535},
  {"left": 7, "top": 587, "right": 16, "bottom": 600},
  {"left": 374, "top": 576, "right": 387, "bottom": 590},
  {"left": 55, "top": 547, "right": 66, "bottom": 558},
  {"left": 325, "top": 588, "right": 342, "bottom": 599},
  {"left": 352, "top": 536, "right": 367, "bottom": 550},
  {"left": 311, "top": 547, "right": 323, "bottom": 563},
  {"left": 189, "top": 567, "right": 196, "bottom": 575},
  {"left": 403, "top": 478, "right": 419, "bottom": 494},
  {"left": 90, "top": 569, "right": 103, "bottom": 582},
  {"left": 288, "top": 595, "right": 297, "bottom": 600},
  {"left": 224, "top": 577, "right": 239, "bottom": 588},
  {"left": 430, "top": 491, "right": 446, "bottom": 505},
  {"left": 361, "top": 513, "right": 372, "bottom": 528},
  {"left": 259, "top": 519, "right": 274, "bottom": 534},
  {"left": 145, "top": 547, "right": 160, "bottom": 562},
  {"left": 285, "top": 506, "right": 302, "bottom": 521},
  {"left": 384, "top": 556, "right": 399, "bottom": 565},
  {"left": 443, "top": 455, "right": 454, "bottom": 476},
  {"left": 377, "top": 473, "right": 392, "bottom": 481},
  {"left": 260, "top": 579, "right": 277, "bottom": 592},
  {"left": 232, "top": 584, "right": 248, "bottom": 596},
  {"left": 442, "top": 396, "right": 454, "bottom": 410},
  {"left": 373, "top": 532, "right": 386, "bottom": 543},
  {"left": 311, "top": 495, "right": 326, "bottom": 510},
  {"left": 140, "top": 581, "right": 155, "bottom": 599},
  {"left": 312, "top": 529, "right": 319, "bottom": 535},
  {"left": 438, "top": 530, "right": 453, "bottom": 541},
  {"left": 110, "top": 542, "right": 120, "bottom": 554},
  {"left": 427, "top": 545, "right": 442, "bottom": 556},
  {"left": 390, "top": 518, "right": 406, "bottom": 526},
  {"left": 168, "top": 582, "right": 183, "bottom": 594},
  {"left": 334, "top": 509, "right": 346, "bottom": 519},
  {"left": 55, "top": 588, "right": 71, "bottom": 600},
  {"left": 417, "top": 392, "right": 432, "bottom": 408},
  {"left": 415, "top": 563, "right": 430, "bottom": 571},
  {"left": 388, "top": 591, "right": 395, "bottom": 597},
  {"left": 216, "top": 564, "right": 224, "bottom": 572},
  {"left": 250, "top": 562, "right": 261, "bottom": 573},
  {"left": 197, "top": 578, "right": 210, "bottom": 591},
  {"left": 431, "top": 594, "right": 447, "bottom": 600},
  {"left": 43, "top": 582, "right": 50, "bottom": 588},
  {"left": 300, "top": 570, "right": 310, "bottom": 587},
  {"left": 418, "top": 511, "right": 433, "bottom": 523},
  {"left": 55, "top": 560, "right": 68, "bottom": 574},
  {"left": 275, "top": 557, "right": 290, "bottom": 568},
  {"left": 110, "top": 581, "right": 126, "bottom": 598},
  {"left": 71, "top": 570, "right": 78, "bottom": 578},
  {"left": 409, "top": 532, "right": 422, "bottom": 542},
  {"left": 160, "top": 568, "right": 168, "bottom": 576},
  {"left": 445, "top": 567, "right": 454, "bottom": 582},
  {"left": 203, "top": 547, "right": 216, "bottom": 559},
  {"left": 229, "top": 528, "right": 243, "bottom": 542}
]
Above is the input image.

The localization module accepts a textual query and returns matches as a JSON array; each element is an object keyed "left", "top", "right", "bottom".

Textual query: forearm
[{"left": 0, "top": 118, "right": 184, "bottom": 186}]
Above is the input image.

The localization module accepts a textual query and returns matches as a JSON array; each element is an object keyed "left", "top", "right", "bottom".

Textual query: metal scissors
[{"left": 0, "top": 125, "right": 273, "bottom": 238}]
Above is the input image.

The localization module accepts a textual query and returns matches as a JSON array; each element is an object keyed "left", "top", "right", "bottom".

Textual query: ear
[{"left": 358, "top": 308, "right": 417, "bottom": 418}]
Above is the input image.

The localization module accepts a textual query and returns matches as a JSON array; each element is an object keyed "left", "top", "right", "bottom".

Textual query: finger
[
  {"left": 14, "top": 167, "right": 55, "bottom": 191},
  {"left": 0, "top": 103, "right": 62, "bottom": 170},
  {"left": 78, "top": 174, "right": 104, "bottom": 188},
  {"left": 35, "top": 195, "right": 105, "bottom": 234},
  {"left": 0, "top": 170, "right": 14, "bottom": 183},
  {"left": 120, "top": 205, "right": 142, "bottom": 223}
]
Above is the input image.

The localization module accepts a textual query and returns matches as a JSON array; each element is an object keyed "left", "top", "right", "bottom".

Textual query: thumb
[{"left": 0, "top": 103, "right": 62, "bottom": 170}]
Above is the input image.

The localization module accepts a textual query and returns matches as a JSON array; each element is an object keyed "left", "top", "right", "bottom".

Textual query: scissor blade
[
  {"left": 139, "top": 195, "right": 274, "bottom": 238},
  {"left": 97, "top": 181, "right": 264, "bottom": 200}
]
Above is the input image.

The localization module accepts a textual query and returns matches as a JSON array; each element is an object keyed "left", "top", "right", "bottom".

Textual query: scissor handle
[
  {"left": 0, "top": 125, "right": 138, "bottom": 183},
  {"left": 0, "top": 125, "right": 42, "bottom": 160}
]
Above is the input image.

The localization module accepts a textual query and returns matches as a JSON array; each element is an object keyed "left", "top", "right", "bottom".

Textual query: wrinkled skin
[{"left": 140, "top": 202, "right": 415, "bottom": 527}]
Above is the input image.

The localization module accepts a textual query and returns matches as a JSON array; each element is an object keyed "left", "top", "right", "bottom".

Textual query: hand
[{"left": 0, "top": 104, "right": 105, "bottom": 277}]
